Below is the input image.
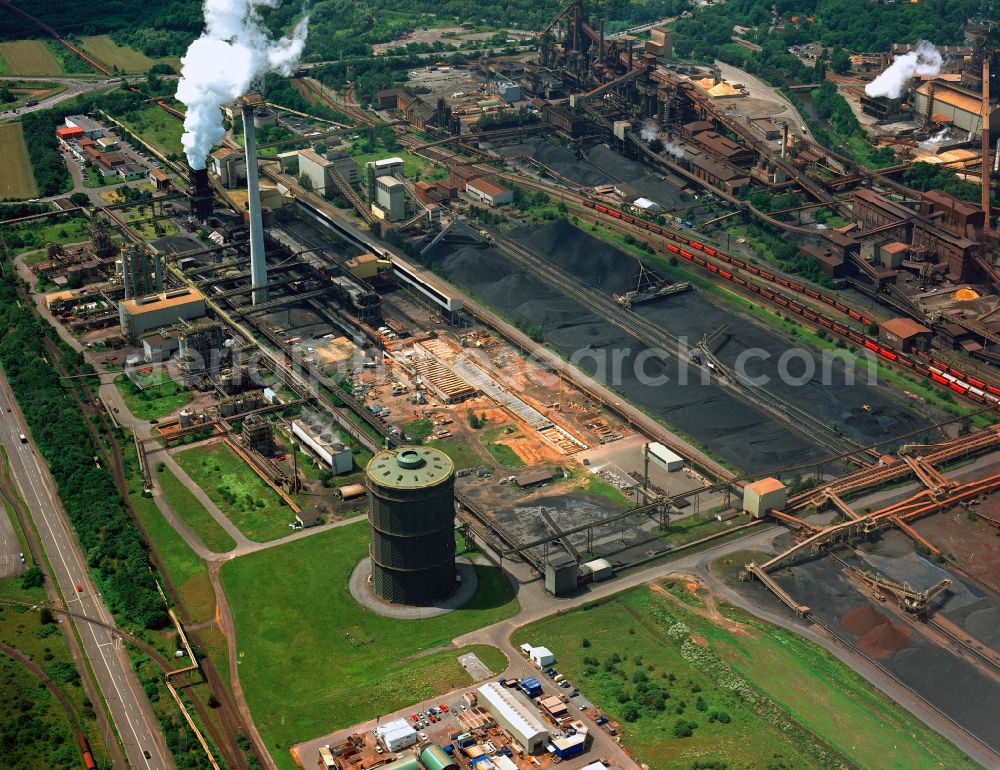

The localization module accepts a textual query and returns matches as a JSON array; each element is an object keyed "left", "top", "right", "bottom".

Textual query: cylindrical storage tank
[
  {"left": 367, "top": 446, "right": 455, "bottom": 605},
  {"left": 339, "top": 483, "right": 367, "bottom": 500},
  {"left": 253, "top": 108, "right": 276, "bottom": 128},
  {"left": 379, "top": 757, "right": 422, "bottom": 770},
  {"left": 421, "top": 744, "right": 458, "bottom": 770},
  {"left": 179, "top": 409, "right": 193, "bottom": 428}
]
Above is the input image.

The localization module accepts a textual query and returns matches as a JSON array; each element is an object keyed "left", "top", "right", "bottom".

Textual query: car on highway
[
  {"left": 5, "top": 406, "right": 10, "bottom": 412},
  {"left": 75, "top": 584, "right": 83, "bottom": 593},
  {"left": 143, "top": 750, "right": 152, "bottom": 759}
]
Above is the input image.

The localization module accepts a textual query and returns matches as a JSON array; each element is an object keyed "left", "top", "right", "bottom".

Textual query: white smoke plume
[
  {"left": 640, "top": 120, "right": 658, "bottom": 142},
  {"left": 865, "top": 41, "right": 942, "bottom": 100},
  {"left": 176, "top": 0, "right": 309, "bottom": 169},
  {"left": 663, "top": 141, "right": 685, "bottom": 159}
]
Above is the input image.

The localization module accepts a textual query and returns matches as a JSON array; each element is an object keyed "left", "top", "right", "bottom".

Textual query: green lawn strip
[
  {"left": 426, "top": 437, "right": 487, "bottom": 470},
  {"left": 580, "top": 472, "right": 632, "bottom": 507},
  {"left": 174, "top": 442, "right": 298, "bottom": 542},
  {"left": 114, "top": 375, "right": 192, "bottom": 421},
  {"left": 221, "top": 522, "right": 517, "bottom": 769},
  {"left": 127, "top": 482, "right": 216, "bottom": 627},
  {"left": 655, "top": 512, "right": 749, "bottom": 548},
  {"left": 155, "top": 464, "right": 237, "bottom": 553}
]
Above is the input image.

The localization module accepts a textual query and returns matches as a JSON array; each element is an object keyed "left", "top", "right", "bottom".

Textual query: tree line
[{"left": 0, "top": 271, "right": 168, "bottom": 630}]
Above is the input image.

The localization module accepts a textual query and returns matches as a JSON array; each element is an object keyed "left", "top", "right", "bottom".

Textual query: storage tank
[
  {"left": 367, "top": 446, "right": 456, "bottom": 605},
  {"left": 421, "top": 744, "right": 458, "bottom": 770},
  {"left": 178, "top": 409, "right": 194, "bottom": 429}
]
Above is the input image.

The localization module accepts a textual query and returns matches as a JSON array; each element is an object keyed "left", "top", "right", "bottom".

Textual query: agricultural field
[
  {"left": 0, "top": 123, "right": 37, "bottom": 200},
  {"left": 114, "top": 373, "right": 192, "bottom": 420},
  {"left": 513, "top": 580, "right": 976, "bottom": 770},
  {"left": 77, "top": 35, "right": 178, "bottom": 74},
  {"left": 0, "top": 40, "right": 63, "bottom": 76},
  {"left": 174, "top": 441, "right": 299, "bottom": 542},
  {"left": 154, "top": 464, "right": 237, "bottom": 553},
  {"left": 221, "top": 521, "right": 518, "bottom": 770}
]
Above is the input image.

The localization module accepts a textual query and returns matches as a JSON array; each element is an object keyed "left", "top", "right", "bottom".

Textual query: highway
[{"left": 0, "top": 371, "right": 174, "bottom": 770}]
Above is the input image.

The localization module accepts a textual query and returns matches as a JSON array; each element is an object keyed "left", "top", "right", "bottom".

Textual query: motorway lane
[{"left": 0, "top": 374, "right": 174, "bottom": 770}]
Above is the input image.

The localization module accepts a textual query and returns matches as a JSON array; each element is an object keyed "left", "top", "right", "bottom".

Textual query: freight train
[
  {"left": 77, "top": 731, "right": 97, "bottom": 770},
  {"left": 581, "top": 200, "right": 1000, "bottom": 408}
]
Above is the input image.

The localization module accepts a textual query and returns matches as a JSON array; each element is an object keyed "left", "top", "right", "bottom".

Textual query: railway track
[{"left": 480, "top": 224, "right": 870, "bottom": 461}]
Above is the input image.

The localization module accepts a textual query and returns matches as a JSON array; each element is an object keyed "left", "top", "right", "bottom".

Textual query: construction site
[{"left": 10, "top": 1, "right": 1000, "bottom": 767}]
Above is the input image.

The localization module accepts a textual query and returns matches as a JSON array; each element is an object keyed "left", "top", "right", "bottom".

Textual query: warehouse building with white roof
[{"left": 477, "top": 681, "right": 549, "bottom": 753}]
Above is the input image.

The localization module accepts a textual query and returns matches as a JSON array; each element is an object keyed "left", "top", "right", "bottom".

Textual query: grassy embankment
[
  {"left": 513, "top": 582, "right": 976, "bottom": 770},
  {"left": 221, "top": 521, "right": 517, "bottom": 770}
]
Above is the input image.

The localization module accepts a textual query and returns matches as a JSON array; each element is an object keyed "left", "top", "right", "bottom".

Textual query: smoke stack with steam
[
  {"left": 188, "top": 167, "right": 214, "bottom": 220},
  {"left": 176, "top": 0, "right": 309, "bottom": 171},
  {"left": 864, "top": 41, "right": 942, "bottom": 100}
]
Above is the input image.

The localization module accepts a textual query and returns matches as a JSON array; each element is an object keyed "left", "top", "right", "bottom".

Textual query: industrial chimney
[
  {"left": 188, "top": 167, "right": 214, "bottom": 221},
  {"left": 241, "top": 92, "right": 268, "bottom": 305}
]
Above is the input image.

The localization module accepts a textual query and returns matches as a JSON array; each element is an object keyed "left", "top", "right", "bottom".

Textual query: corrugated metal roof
[{"left": 477, "top": 682, "right": 549, "bottom": 745}]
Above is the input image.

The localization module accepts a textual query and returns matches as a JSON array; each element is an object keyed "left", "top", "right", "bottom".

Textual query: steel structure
[{"left": 367, "top": 447, "right": 457, "bottom": 605}]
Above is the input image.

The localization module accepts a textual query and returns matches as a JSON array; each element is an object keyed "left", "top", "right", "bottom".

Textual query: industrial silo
[{"left": 367, "top": 447, "right": 456, "bottom": 605}]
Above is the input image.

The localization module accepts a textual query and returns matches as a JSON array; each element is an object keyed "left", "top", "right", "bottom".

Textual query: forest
[{"left": 0, "top": 270, "right": 167, "bottom": 631}]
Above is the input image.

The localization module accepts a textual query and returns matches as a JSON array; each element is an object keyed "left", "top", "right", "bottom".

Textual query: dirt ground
[{"left": 913, "top": 505, "right": 1000, "bottom": 592}]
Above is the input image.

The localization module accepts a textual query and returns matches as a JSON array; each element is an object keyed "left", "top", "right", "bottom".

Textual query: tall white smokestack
[{"left": 242, "top": 94, "right": 268, "bottom": 305}]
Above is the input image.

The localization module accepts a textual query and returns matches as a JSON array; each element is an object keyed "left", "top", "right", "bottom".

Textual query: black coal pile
[
  {"left": 506, "top": 221, "right": 930, "bottom": 447},
  {"left": 499, "top": 139, "right": 693, "bottom": 211},
  {"left": 424, "top": 224, "right": 823, "bottom": 472}
]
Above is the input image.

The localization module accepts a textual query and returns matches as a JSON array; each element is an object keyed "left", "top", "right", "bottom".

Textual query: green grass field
[
  {"left": 0, "top": 215, "right": 90, "bottom": 257},
  {"left": 174, "top": 442, "right": 297, "bottom": 542},
  {"left": 116, "top": 105, "right": 184, "bottom": 157},
  {"left": 78, "top": 35, "right": 178, "bottom": 74},
  {"left": 0, "top": 123, "right": 37, "bottom": 199},
  {"left": 513, "top": 583, "right": 975, "bottom": 770},
  {"left": 480, "top": 424, "right": 526, "bottom": 467},
  {"left": 0, "top": 40, "right": 63, "bottom": 76},
  {"left": 155, "top": 464, "right": 237, "bottom": 553},
  {"left": 221, "top": 522, "right": 518, "bottom": 769},
  {"left": 426, "top": 438, "right": 486, "bottom": 470},
  {"left": 115, "top": 374, "right": 192, "bottom": 420},
  {"left": 127, "top": 466, "right": 216, "bottom": 626}
]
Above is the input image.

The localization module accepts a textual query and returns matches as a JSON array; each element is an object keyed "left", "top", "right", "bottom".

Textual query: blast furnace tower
[{"left": 366, "top": 446, "right": 456, "bottom": 605}]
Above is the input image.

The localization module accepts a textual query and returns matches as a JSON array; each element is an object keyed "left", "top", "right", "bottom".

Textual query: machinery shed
[
  {"left": 477, "top": 682, "right": 550, "bottom": 754},
  {"left": 582, "top": 558, "right": 613, "bottom": 581},
  {"left": 647, "top": 442, "right": 684, "bottom": 471}
]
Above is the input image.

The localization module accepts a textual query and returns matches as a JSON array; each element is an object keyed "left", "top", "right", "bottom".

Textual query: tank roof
[{"left": 367, "top": 446, "right": 454, "bottom": 489}]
